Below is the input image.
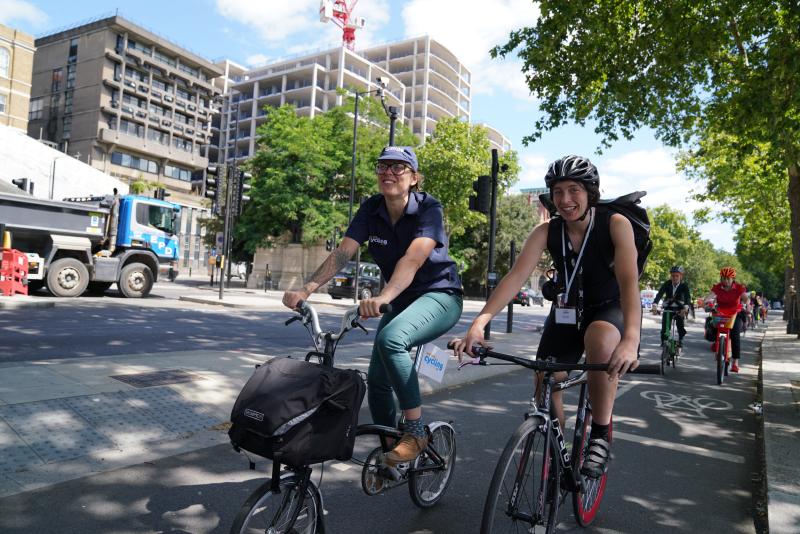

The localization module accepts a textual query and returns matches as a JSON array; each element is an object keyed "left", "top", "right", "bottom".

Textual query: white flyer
[{"left": 416, "top": 343, "right": 448, "bottom": 383}]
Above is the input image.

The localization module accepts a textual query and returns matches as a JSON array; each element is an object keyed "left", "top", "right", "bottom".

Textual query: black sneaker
[{"left": 580, "top": 438, "right": 610, "bottom": 479}]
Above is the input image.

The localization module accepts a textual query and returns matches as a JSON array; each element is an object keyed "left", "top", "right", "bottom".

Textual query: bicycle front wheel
[
  {"left": 481, "top": 416, "right": 557, "bottom": 534},
  {"left": 230, "top": 474, "right": 320, "bottom": 534},
  {"left": 409, "top": 422, "right": 457, "bottom": 508},
  {"left": 716, "top": 334, "right": 727, "bottom": 385},
  {"left": 660, "top": 346, "right": 668, "bottom": 375},
  {"left": 572, "top": 407, "right": 612, "bottom": 527}
]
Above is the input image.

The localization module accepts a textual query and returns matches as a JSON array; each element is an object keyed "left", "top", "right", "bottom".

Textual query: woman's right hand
[
  {"left": 450, "top": 325, "right": 491, "bottom": 362},
  {"left": 282, "top": 289, "right": 309, "bottom": 310}
]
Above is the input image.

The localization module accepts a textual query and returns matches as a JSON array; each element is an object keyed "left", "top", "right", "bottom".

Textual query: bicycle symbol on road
[{"left": 640, "top": 390, "right": 733, "bottom": 419}]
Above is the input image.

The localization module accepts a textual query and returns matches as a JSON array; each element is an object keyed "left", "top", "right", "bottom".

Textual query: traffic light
[
  {"left": 469, "top": 175, "right": 491, "bottom": 214},
  {"left": 205, "top": 165, "right": 222, "bottom": 214},
  {"left": 11, "top": 178, "right": 33, "bottom": 195},
  {"left": 325, "top": 239, "right": 333, "bottom": 251},
  {"left": 236, "top": 170, "right": 252, "bottom": 216},
  {"left": 154, "top": 188, "right": 170, "bottom": 200}
]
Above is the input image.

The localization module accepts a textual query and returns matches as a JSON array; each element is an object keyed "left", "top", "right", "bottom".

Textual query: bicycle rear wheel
[
  {"left": 230, "top": 474, "right": 320, "bottom": 534},
  {"left": 660, "top": 346, "right": 668, "bottom": 375},
  {"left": 716, "top": 334, "right": 726, "bottom": 385},
  {"left": 409, "top": 422, "right": 457, "bottom": 508},
  {"left": 572, "top": 406, "right": 612, "bottom": 527},
  {"left": 481, "top": 416, "right": 557, "bottom": 533}
]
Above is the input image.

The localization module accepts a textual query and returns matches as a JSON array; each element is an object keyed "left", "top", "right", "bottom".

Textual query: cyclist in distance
[
  {"left": 710, "top": 267, "right": 749, "bottom": 373},
  {"left": 651, "top": 266, "right": 692, "bottom": 347},
  {"left": 451, "top": 155, "right": 641, "bottom": 479},
  {"left": 282, "top": 146, "right": 463, "bottom": 467}
]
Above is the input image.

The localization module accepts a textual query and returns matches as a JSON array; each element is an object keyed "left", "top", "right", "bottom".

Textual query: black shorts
[{"left": 536, "top": 301, "right": 625, "bottom": 364}]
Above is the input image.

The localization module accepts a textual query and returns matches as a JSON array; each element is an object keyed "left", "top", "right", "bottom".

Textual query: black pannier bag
[
  {"left": 704, "top": 315, "right": 717, "bottom": 342},
  {"left": 229, "top": 357, "right": 366, "bottom": 467}
]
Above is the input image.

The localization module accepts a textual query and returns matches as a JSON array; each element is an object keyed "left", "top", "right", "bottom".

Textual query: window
[
  {"left": 135, "top": 202, "right": 176, "bottom": 233},
  {"left": 118, "top": 119, "right": 144, "bottom": 138},
  {"left": 51, "top": 68, "right": 63, "bottom": 92},
  {"left": 0, "top": 94, "right": 6, "bottom": 114},
  {"left": 152, "top": 78, "right": 169, "bottom": 92},
  {"left": 147, "top": 127, "right": 169, "bottom": 145},
  {"left": 127, "top": 38, "right": 152, "bottom": 56},
  {"left": 172, "top": 137, "right": 192, "bottom": 152},
  {"left": 62, "top": 116, "right": 72, "bottom": 138},
  {"left": 66, "top": 64, "right": 76, "bottom": 89},
  {"left": 176, "top": 87, "right": 191, "bottom": 101},
  {"left": 68, "top": 38, "right": 78, "bottom": 63},
  {"left": 154, "top": 49, "right": 176, "bottom": 67},
  {"left": 165, "top": 164, "right": 192, "bottom": 181},
  {"left": 29, "top": 97, "right": 43, "bottom": 119},
  {"left": 178, "top": 63, "right": 198, "bottom": 78},
  {"left": 111, "top": 151, "right": 158, "bottom": 174},
  {"left": 64, "top": 90, "right": 74, "bottom": 113},
  {"left": 0, "top": 48, "right": 9, "bottom": 78}
]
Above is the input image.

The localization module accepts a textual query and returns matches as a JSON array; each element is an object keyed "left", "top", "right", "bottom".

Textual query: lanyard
[{"left": 561, "top": 208, "right": 594, "bottom": 300}]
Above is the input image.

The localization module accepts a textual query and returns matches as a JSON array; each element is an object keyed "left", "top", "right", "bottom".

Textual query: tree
[
  {"left": 236, "top": 98, "right": 416, "bottom": 252},
  {"left": 494, "top": 1, "right": 800, "bottom": 330},
  {"left": 416, "top": 118, "right": 520, "bottom": 240}
]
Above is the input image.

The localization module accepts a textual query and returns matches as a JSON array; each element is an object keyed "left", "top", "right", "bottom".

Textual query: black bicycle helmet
[
  {"left": 670, "top": 266, "right": 684, "bottom": 274},
  {"left": 544, "top": 155, "right": 600, "bottom": 188}
]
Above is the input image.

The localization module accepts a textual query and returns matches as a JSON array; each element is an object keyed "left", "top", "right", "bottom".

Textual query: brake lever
[
  {"left": 285, "top": 316, "right": 301, "bottom": 326},
  {"left": 354, "top": 321, "right": 368, "bottom": 334}
]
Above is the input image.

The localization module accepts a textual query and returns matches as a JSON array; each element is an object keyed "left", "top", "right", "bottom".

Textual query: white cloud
[
  {"left": 512, "top": 152, "right": 549, "bottom": 191},
  {"left": 216, "top": 0, "right": 390, "bottom": 54},
  {"left": 0, "top": 0, "right": 47, "bottom": 27},
  {"left": 245, "top": 53, "right": 271, "bottom": 67},
  {"left": 401, "top": 0, "right": 539, "bottom": 100}
]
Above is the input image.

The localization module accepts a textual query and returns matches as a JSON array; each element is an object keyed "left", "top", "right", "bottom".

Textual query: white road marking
[
  {"left": 329, "top": 462, "right": 352, "bottom": 472},
  {"left": 614, "top": 430, "right": 745, "bottom": 464}
]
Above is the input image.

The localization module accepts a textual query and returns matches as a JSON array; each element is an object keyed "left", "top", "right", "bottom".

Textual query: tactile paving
[
  {"left": 121, "top": 387, "right": 219, "bottom": 434},
  {"left": 0, "top": 418, "right": 43, "bottom": 473},
  {"left": 0, "top": 399, "right": 115, "bottom": 464}
]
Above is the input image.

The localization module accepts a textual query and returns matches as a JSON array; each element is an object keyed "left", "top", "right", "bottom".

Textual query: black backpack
[
  {"left": 229, "top": 357, "right": 366, "bottom": 467},
  {"left": 540, "top": 191, "right": 653, "bottom": 279}
]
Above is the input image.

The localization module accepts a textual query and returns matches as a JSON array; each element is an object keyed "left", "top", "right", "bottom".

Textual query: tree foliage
[
  {"left": 416, "top": 118, "right": 520, "bottom": 239},
  {"left": 494, "top": 0, "right": 799, "bottom": 305},
  {"left": 236, "top": 97, "right": 416, "bottom": 252}
]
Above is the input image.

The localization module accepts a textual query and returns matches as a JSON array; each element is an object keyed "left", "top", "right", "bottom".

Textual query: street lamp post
[{"left": 348, "top": 79, "right": 392, "bottom": 302}]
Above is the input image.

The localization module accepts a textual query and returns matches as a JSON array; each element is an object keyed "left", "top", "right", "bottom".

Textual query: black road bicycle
[
  {"left": 453, "top": 345, "right": 661, "bottom": 533},
  {"left": 229, "top": 301, "right": 457, "bottom": 534}
]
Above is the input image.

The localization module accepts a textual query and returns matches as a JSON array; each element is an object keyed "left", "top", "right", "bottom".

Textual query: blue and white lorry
[{"left": 0, "top": 192, "right": 180, "bottom": 297}]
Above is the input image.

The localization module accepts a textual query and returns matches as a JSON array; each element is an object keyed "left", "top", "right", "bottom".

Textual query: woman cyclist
[
  {"left": 452, "top": 155, "right": 641, "bottom": 479},
  {"left": 282, "top": 146, "right": 463, "bottom": 467},
  {"left": 710, "top": 267, "right": 749, "bottom": 372}
]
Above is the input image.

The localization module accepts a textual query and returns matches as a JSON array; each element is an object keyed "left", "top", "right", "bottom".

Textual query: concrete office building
[
  {"left": 0, "top": 23, "right": 35, "bottom": 132},
  {"left": 28, "top": 15, "right": 223, "bottom": 206},
  {"left": 218, "top": 36, "right": 474, "bottom": 166},
  {"left": 219, "top": 46, "right": 405, "bottom": 165},
  {"left": 480, "top": 123, "right": 512, "bottom": 155}
]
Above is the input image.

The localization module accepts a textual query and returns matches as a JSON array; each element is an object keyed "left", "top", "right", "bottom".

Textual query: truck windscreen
[{"left": 136, "top": 203, "right": 176, "bottom": 234}]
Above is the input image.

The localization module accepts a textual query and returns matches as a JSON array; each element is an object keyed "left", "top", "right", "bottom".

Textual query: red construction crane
[{"left": 319, "top": 0, "right": 365, "bottom": 50}]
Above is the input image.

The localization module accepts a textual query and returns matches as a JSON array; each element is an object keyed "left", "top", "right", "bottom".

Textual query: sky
[{"left": 1, "top": 0, "right": 737, "bottom": 252}]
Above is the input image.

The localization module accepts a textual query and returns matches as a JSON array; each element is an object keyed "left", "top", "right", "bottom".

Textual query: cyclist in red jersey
[{"left": 710, "top": 267, "right": 749, "bottom": 372}]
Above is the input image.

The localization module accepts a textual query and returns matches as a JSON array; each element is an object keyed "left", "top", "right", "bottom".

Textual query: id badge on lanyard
[{"left": 556, "top": 210, "right": 593, "bottom": 326}]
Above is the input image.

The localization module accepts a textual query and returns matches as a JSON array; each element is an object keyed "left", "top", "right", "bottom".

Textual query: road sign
[{"left": 215, "top": 232, "right": 224, "bottom": 249}]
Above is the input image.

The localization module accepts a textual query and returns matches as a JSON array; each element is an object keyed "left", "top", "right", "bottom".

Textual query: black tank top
[{"left": 546, "top": 207, "right": 619, "bottom": 307}]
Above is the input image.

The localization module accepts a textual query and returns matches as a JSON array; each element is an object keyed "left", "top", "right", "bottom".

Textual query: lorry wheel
[
  {"left": 118, "top": 263, "right": 153, "bottom": 298},
  {"left": 47, "top": 258, "right": 90, "bottom": 297},
  {"left": 86, "top": 281, "right": 113, "bottom": 294}
]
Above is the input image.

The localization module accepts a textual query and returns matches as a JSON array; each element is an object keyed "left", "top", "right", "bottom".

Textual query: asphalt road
[{"left": 0, "top": 287, "right": 760, "bottom": 533}]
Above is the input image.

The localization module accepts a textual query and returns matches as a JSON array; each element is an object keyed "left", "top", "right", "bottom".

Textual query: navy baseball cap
[{"left": 377, "top": 146, "right": 418, "bottom": 172}]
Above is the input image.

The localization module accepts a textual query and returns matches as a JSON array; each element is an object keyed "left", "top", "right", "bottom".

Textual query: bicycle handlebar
[
  {"left": 447, "top": 341, "right": 662, "bottom": 375},
  {"left": 290, "top": 300, "right": 393, "bottom": 344}
]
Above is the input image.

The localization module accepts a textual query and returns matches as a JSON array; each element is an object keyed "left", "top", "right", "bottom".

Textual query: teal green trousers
[{"left": 367, "top": 291, "right": 463, "bottom": 428}]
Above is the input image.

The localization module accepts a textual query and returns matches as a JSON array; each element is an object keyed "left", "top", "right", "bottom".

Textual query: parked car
[
  {"left": 327, "top": 261, "right": 384, "bottom": 300},
  {"left": 513, "top": 287, "right": 544, "bottom": 307},
  {"left": 772, "top": 300, "right": 783, "bottom": 310}
]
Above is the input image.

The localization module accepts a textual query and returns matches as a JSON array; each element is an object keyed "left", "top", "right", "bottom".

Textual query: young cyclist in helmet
[
  {"left": 451, "top": 155, "right": 641, "bottom": 479},
  {"left": 710, "top": 267, "right": 749, "bottom": 372},
  {"left": 651, "top": 266, "right": 692, "bottom": 346}
]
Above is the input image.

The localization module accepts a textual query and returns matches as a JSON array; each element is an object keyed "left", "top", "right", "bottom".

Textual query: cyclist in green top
[{"left": 651, "top": 266, "right": 692, "bottom": 347}]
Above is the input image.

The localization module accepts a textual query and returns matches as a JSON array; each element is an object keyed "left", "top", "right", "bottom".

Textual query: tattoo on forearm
[{"left": 303, "top": 248, "right": 350, "bottom": 289}]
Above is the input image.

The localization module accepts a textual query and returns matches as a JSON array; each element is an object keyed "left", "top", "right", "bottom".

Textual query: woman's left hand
[
  {"left": 606, "top": 337, "right": 640, "bottom": 380},
  {"left": 359, "top": 296, "right": 392, "bottom": 319}
]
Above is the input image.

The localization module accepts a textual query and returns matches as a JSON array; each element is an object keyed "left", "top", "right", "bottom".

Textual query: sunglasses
[{"left": 376, "top": 163, "right": 411, "bottom": 175}]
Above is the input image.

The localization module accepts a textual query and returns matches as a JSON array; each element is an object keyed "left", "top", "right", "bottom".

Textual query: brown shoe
[{"left": 384, "top": 433, "right": 428, "bottom": 466}]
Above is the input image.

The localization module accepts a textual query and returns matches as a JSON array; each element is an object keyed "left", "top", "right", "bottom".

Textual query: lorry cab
[{"left": 116, "top": 196, "right": 181, "bottom": 262}]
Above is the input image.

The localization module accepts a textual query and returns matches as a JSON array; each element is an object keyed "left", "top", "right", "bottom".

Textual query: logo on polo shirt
[{"left": 369, "top": 235, "right": 388, "bottom": 246}]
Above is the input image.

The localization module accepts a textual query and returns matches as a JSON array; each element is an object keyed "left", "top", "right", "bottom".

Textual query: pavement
[{"left": 0, "top": 285, "right": 797, "bottom": 533}]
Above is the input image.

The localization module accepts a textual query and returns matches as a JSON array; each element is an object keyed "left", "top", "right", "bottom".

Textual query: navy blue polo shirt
[{"left": 345, "top": 192, "right": 462, "bottom": 307}]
